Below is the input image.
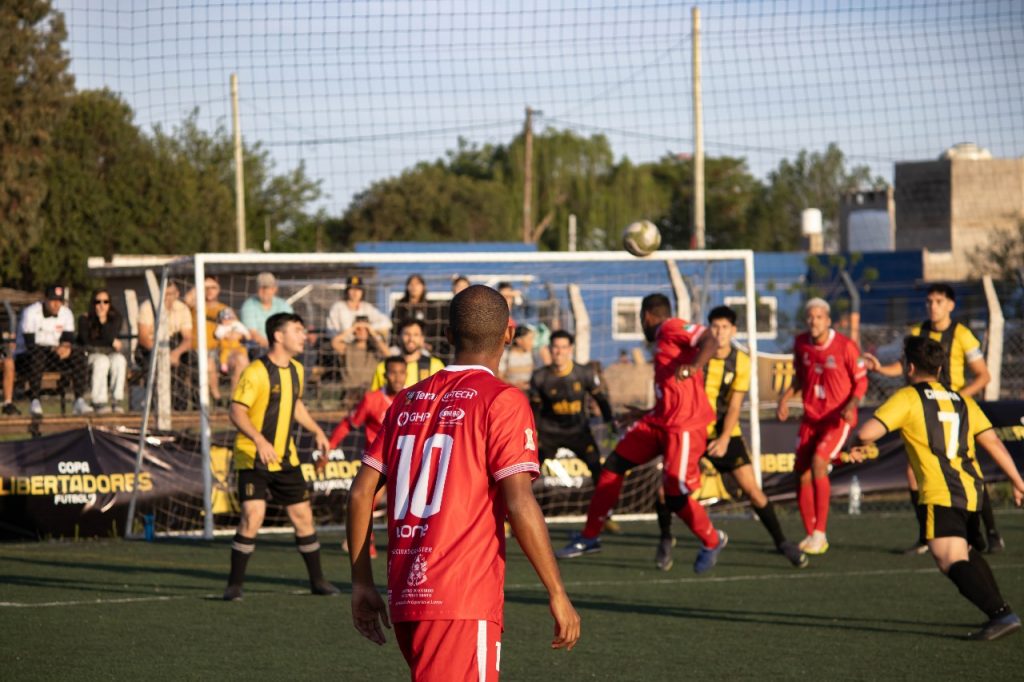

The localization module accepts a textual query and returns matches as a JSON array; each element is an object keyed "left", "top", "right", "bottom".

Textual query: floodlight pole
[
  {"left": 692, "top": 6, "right": 706, "bottom": 250},
  {"left": 231, "top": 73, "right": 247, "bottom": 252}
]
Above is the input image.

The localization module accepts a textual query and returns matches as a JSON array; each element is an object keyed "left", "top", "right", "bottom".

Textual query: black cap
[
  {"left": 346, "top": 275, "right": 364, "bottom": 289},
  {"left": 44, "top": 285, "right": 65, "bottom": 301}
]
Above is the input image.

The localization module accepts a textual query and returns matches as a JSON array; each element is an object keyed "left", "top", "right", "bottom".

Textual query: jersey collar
[{"left": 443, "top": 364, "right": 494, "bottom": 376}]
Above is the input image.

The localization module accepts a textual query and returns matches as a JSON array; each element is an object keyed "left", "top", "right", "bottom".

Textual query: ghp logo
[
  {"left": 524, "top": 428, "right": 536, "bottom": 451},
  {"left": 397, "top": 411, "right": 432, "bottom": 427},
  {"left": 441, "top": 389, "right": 477, "bottom": 402},
  {"left": 438, "top": 406, "right": 465, "bottom": 425}
]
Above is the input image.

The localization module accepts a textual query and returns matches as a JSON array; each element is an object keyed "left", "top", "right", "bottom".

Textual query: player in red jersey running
[
  {"left": 776, "top": 298, "right": 867, "bottom": 555},
  {"left": 556, "top": 293, "right": 728, "bottom": 574},
  {"left": 348, "top": 285, "right": 580, "bottom": 681},
  {"left": 320, "top": 355, "right": 407, "bottom": 558}
]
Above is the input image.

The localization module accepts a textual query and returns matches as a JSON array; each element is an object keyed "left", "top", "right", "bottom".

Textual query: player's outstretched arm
[
  {"left": 849, "top": 417, "right": 887, "bottom": 462},
  {"left": 975, "top": 430, "right": 1024, "bottom": 506},
  {"left": 348, "top": 465, "right": 390, "bottom": 645},
  {"left": 863, "top": 353, "right": 903, "bottom": 377},
  {"left": 500, "top": 473, "right": 581, "bottom": 651}
]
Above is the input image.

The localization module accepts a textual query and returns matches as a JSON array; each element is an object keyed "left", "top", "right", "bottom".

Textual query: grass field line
[
  {"left": 5, "top": 562, "right": 1023, "bottom": 609},
  {"left": 505, "top": 562, "right": 1024, "bottom": 591}
]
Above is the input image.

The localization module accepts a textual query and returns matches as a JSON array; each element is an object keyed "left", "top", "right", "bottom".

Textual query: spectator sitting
[
  {"left": 2, "top": 338, "right": 17, "bottom": 415},
  {"left": 497, "top": 281, "right": 518, "bottom": 329},
  {"left": 499, "top": 324, "right": 537, "bottom": 390},
  {"left": 78, "top": 288, "right": 127, "bottom": 414},
  {"left": 336, "top": 315, "right": 389, "bottom": 396},
  {"left": 214, "top": 306, "right": 251, "bottom": 377},
  {"left": 20, "top": 285, "right": 89, "bottom": 416},
  {"left": 451, "top": 274, "right": 470, "bottom": 294},
  {"left": 370, "top": 319, "right": 444, "bottom": 390},
  {"left": 239, "top": 272, "right": 294, "bottom": 349},
  {"left": 137, "top": 281, "right": 194, "bottom": 410},
  {"left": 391, "top": 273, "right": 445, "bottom": 349},
  {"left": 326, "top": 275, "right": 391, "bottom": 346}
]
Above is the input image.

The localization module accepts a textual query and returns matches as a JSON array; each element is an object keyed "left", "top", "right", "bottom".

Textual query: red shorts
[
  {"left": 395, "top": 619, "right": 502, "bottom": 682},
  {"left": 795, "top": 419, "right": 853, "bottom": 473},
  {"left": 615, "top": 416, "right": 707, "bottom": 496}
]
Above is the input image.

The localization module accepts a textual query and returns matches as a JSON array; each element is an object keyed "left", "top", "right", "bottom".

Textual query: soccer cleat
[
  {"left": 967, "top": 613, "right": 1021, "bottom": 641},
  {"left": 655, "top": 536, "right": 676, "bottom": 572},
  {"left": 797, "top": 534, "right": 814, "bottom": 551},
  {"left": 986, "top": 531, "right": 1005, "bottom": 554},
  {"left": 693, "top": 530, "right": 728, "bottom": 574},
  {"left": 222, "top": 585, "right": 243, "bottom": 601},
  {"left": 556, "top": 533, "right": 601, "bottom": 559},
  {"left": 311, "top": 580, "right": 341, "bottom": 596},
  {"left": 603, "top": 518, "right": 624, "bottom": 535},
  {"left": 72, "top": 398, "right": 93, "bottom": 415},
  {"left": 902, "top": 542, "right": 930, "bottom": 556},
  {"left": 778, "top": 541, "right": 809, "bottom": 568},
  {"left": 803, "top": 531, "right": 829, "bottom": 556},
  {"left": 2, "top": 402, "right": 20, "bottom": 416},
  {"left": 29, "top": 399, "right": 43, "bottom": 417}
]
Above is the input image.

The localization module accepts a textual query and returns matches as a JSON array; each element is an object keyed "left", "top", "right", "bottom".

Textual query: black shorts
[
  {"left": 237, "top": 467, "right": 310, "bottom": 506},
  {"left": 703, "top": 436, "right": 751, "bottom": 473},
  {"left": 538, "top": 429, "right": 599, "bottom": 465},
  {"left": 922, "top": 505, "right": 981, "bottom": 541}
]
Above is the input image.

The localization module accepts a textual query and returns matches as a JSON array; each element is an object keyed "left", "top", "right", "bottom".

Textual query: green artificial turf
[{"left": 2, "top": 511, "right": 1022, "bottom": 680}]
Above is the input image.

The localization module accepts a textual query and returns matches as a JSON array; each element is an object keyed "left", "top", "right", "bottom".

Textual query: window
[
  {"left": 723, "top": 295, "right": 778, "bottom": 340},
  {"left": 612, "top": 297, "right": 644, "bottom": 340}
]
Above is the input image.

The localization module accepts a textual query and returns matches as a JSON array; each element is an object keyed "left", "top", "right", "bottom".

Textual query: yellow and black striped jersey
[
  {"left": 909, "top": 321, "right": 983, "bottom": 392},
  {"left": 232, "top": 356, "right": 304, "bottom": 471},
  {"left": 873, "top": 381, "right": 991, "bottom": 510},
  {"left": 370, "top": 354, "right": 445, "bottom": 391},
  {"left": 704, "top": 346, "right": 750, "bottom": 438}
]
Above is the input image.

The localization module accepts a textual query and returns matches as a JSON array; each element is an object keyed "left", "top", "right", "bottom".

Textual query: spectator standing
[
  {"left": 326, "top": 275, "right": 391, "bottom": 346},
  {"left": 20, "top": 285, "right": 89, "bottom": 416},
  {"left": 78, "top": 288, "right": 127, "bottom": 414},
  {"left": 240, "top": 272, "right": 294, "bottom": 349}
]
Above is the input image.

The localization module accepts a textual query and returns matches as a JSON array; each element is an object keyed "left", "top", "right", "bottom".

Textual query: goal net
[{"left": 126, "top": 250, "right": 758, "bottom": 537}]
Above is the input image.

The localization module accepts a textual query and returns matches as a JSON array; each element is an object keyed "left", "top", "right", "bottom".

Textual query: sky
[{"left": 54, "top": 0, "right": 1024, "bottom": 218}]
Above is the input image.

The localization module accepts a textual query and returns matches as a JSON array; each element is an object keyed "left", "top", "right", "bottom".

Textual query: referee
[{"left": 223, "top": 312, "right": 337, "bottom": 601}]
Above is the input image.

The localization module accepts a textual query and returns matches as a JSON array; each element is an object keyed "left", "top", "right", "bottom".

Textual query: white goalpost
[{"left": 129, "top": 249, "right": 759, "bottom": 540}]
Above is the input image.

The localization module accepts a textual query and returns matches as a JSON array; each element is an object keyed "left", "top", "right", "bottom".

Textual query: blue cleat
[
  {"left": 968, "top": 612, "right": 1021, "bottom": 641},
  {"left": 556, "top": 532, "right": 602, "bottom": 559},
  {"left": 693, "top": 530, "right": 728, "bottom": 574}
]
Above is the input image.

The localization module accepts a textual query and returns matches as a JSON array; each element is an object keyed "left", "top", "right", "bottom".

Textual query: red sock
[
  {"left": 679, "top": 496, "right": 719, "bottom": 548},
  {"left": 798, "top": 482, "right": 815, "bottom": 535},
  {"left": 583, "top": 469, "right": 624, "bottom": 538},
  {"left": 813, "top": 476, "right": 831, "bottom": 532}
]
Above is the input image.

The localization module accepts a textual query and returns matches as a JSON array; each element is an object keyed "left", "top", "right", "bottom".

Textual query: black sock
[
  {"left": 296, "top": 533, "right": 325, "bottom": 584},
  {"left": 980, "top": 486, "right": 998, "bottom": 536},
  {"left": 753, "top": 501, "right": 787, "bottom": 547},
  {"left": 655, "top": 499, "right": 673, "bottom": 540},
  {"left": 947, "top": 559, "right": 1010, "bottom": 619},
  {"left": 968, "top": 548, "right": 1004, "bottom": 601},
  {"left": 910, "top": 490, "right": 927, "bottom": 545},
  {"left": 228, "top": 534, "right": 255, "bottom": 587}
]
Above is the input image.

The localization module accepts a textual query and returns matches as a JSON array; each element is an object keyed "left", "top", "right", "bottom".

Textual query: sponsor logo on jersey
[
  {"left": 524, "top": 428, "right": 536, "bottom": 451},
  {"left": 404, "top": 390, "right": 437, "bottom": 403},
  {"left": 397, "top": 411, "right": 432, "bottom": 427},
  {"left": 825, "top": 355, "right": 837, "bottom": 368},
  {"left": 723, "top": 371, "right": 735, "bottom": 385},
  {"left": 407, "top": 554, "right": 429, "bottom": 587},
  {"left": 441, "top": 389, "right": 477, "bottom": 402},
  {"left": 437, "top": 406, "right": 465, "bottom": 424}
]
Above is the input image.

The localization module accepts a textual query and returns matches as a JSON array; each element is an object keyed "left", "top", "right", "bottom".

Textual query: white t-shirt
[
  {"left": 325, "top": 301, "right": 391, "bottom": 338},
  {"left": 18, "top": 302, "right": 76, "bottom": 350},
  {"left": 138, "top": 299, "right": 194, "bottom": 336}
]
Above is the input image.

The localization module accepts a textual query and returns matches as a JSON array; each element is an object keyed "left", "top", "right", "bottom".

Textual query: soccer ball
[{"left": 622, "top": 220, "right": 662, "bottom": 257}]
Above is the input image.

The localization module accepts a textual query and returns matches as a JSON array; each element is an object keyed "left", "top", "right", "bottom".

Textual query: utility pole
[
  {"left": 522, "top": 106, "right": 534, "bottom": 244},
  {"left": 691, "top": 7, "right": 705, "bottom": 250},
  {"left": 231, "top": 73, "right": 247, "bottom": 253}
]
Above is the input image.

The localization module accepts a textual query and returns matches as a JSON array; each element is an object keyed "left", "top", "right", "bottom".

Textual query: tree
[
  {"left": 972, "top": 219, "right": 1024, "bottom": 281},
  {"left": 0, "top": 0, "right": 74, "bottom": 283}
]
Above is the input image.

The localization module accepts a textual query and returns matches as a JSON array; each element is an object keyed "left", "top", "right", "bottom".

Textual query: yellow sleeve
[
  {"left": 232, "top": 362, "right": 264, "bottom": 407},
  {"left": 955, "top": 325, "right": 983, "bottom": 361},
  {"left": 909, "top": 324, "right": 922, "bottom": 336},
  {"left": 873, "top": 387, "right": 914, "bottom": 433},
  {"left": 292, "top": 359, "right": 305, "bottom": 398},
  {"left": 733, "top": 351, "right": 751, "bottom": 393},
  {"left": 429, "top": 356, "right": 445, "bottom": 376},
  {"left": 369, "top": 362, "right": 385, "bottom": 391},
  {"left": 964, "top": 396, "right": 993, "bottom": 436}
]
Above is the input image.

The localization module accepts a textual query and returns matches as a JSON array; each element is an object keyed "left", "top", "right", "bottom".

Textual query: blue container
[{"left": 143, "top": 514, "right": 155, "bottom": 541}]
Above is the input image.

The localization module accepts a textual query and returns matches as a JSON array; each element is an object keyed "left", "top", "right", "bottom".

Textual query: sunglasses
[{"left": 94, "top": 299, "right": 111, "bottom": 305}]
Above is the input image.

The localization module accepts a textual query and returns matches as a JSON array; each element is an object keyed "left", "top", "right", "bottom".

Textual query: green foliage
[{"left": 972, "top": 218, "right": 1024, "bottom": 280}]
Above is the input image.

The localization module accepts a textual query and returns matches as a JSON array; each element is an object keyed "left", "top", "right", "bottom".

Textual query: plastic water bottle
[
  {"left": 848, "top": 475, "right": 862, "bottom": 515},
  {"left": 143, "top": 514, "right": 155, "bottom": 541}
]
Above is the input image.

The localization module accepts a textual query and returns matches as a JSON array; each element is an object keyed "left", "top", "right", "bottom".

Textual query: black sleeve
[
  {"left": 77, "top": 315, "right": 90, "bottom": 346},
  {"left": 528, "top": 368, "right": 543, "bottom": 420},
  {"left": 23, "top": 333, "right": 36, "bottom": 350},
  {"left": 588, "top": 367, "right": 614, "bottom": 423}
]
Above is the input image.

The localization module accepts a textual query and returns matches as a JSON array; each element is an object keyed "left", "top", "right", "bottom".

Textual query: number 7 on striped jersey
[{"left": 937, "top": 411, "right": 960, "bottom": 460}]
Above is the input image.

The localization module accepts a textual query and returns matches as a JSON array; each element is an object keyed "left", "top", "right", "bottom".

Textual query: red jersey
[
  {"left": 362, "top": 365, "right": 540, "bottom": 625},
  {"left": 649, "top": 318, "right": 716, "bottom": 430},
  {"left": 793, "top": 329, "right": 868, "bottom": 423},
  {"left": 328, "top": 388, "right": 394, "bottom": 449}
]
